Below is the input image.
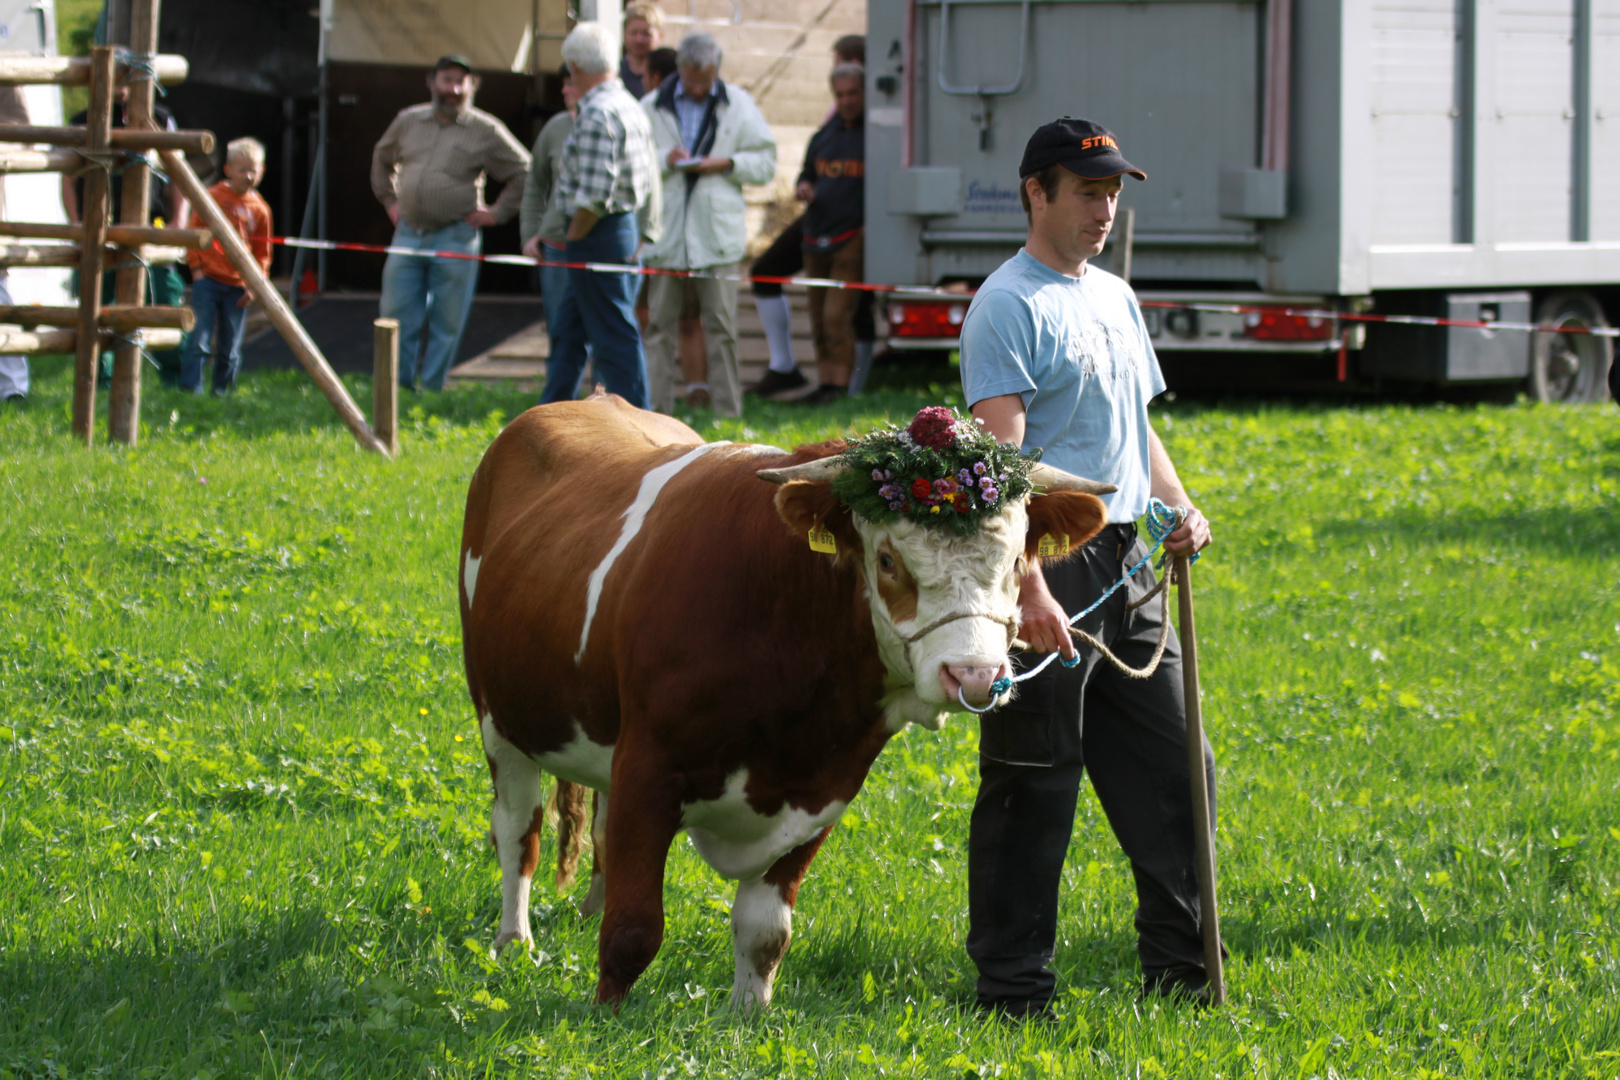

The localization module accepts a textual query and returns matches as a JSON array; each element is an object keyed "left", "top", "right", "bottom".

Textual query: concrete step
[{"left": 447, "top": 289, "right": 820, "bottom": 388}]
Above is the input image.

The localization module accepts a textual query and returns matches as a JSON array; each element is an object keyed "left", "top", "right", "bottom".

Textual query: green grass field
[{"left": 2, "top": 362, "right": 1617, "bottom": 1079}]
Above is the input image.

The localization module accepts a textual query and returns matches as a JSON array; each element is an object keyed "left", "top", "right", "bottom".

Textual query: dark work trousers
[
  {"left": 750, "top": 213, "right": 873, "bottom": 341},
  {"left": 967, "top": 523, "right": 1221, "bottom": 1009}
]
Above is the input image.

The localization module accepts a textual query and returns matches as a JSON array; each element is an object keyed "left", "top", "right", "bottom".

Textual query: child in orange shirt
[{"left": 180, "top": 137, "right": 273, "bottom": 395}]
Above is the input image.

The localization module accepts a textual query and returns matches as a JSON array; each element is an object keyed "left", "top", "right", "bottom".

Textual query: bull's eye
[{"left": 878, "top": 553, "right": 896, "bottom": 573}]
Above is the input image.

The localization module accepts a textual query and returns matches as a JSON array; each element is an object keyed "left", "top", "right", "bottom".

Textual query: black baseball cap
[
  {"left": 1019, "top": 118, "right": 1145, "bottom": 181},
  {"left": 434, "top": 54, "right": 474, "bottom": 75}
]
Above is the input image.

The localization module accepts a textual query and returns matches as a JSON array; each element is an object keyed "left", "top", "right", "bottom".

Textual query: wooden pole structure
[
  {"left": 70, "top": 47, "right": 115, "bottom": 445},
  {"left": 0, "top": 125, "right": 212, "bottom": 154},
  {"left": 0, "top": 221, "right": 210, "bottom": 247},
  {"left": 158, "top": 148, "right": 390, "bottom": 457},
  {"left": 1174, "top": 554, "right": 1225, "bottom": 1005},
  {"left": 0, "top": 244, "right": 81, "bottom": 268},
  {"left": 109, "top": 0, "right": 160, "bottom": 445},
  {"left": 0, "top": 148, "right": 84, "bottom": 173},
  {"left": 0, "top": 327, "right": 182, "bottom": 353},
  {"left": 0, "top": 243, "right": 185, "bottom": 269},
  {"left": 0, "top": 304, "right": 193, "bottom": 330},
  {"left": 373, "top": 319, "right": 399, "bottom": 456},
  {"left": 1115, "top": 206, "right": 1137, "bottom": 285},
  {"left": 0, "top": 54, "right": 188, "bottom": 86}
]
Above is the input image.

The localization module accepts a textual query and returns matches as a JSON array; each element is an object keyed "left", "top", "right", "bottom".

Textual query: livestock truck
[{"left": 862, "top": 0, "right": 1618, "bottom": 401}]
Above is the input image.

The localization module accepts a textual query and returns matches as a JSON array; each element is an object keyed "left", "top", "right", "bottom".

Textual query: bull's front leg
[
  {"left": 731, "top": 826, "right": 833, "bottom": 1009},
  {"left": 596, "top": 754, "right": 683, "bottom": 1005}
]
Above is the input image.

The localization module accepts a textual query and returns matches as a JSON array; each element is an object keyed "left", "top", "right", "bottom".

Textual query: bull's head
[{"left": 758, "top": 440, "right": 1112, "bottom": 732}]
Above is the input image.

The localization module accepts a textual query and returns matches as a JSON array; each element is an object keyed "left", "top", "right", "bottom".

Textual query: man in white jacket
[{"left": 642, "top": 32, "right": 777, "bottom": 417}]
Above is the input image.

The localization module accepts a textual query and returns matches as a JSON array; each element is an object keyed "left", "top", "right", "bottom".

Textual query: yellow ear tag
[
  {"left": 807, "top": 522, "right": 838, "bottom": 554},
  {"left": 1037, "top": 533, "right": 1070, "bottom": 557}
]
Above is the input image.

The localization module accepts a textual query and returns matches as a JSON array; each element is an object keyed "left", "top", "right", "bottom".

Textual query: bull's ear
[
  {"left": 1025, "top": 491, "right": 1108, "bottom": 561},
  {"left": 774, "top": 481, "right": 862, "bottom": 557}
]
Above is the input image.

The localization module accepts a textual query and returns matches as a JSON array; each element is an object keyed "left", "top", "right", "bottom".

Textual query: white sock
[{"left": 756, "top": 295, "right": 797, "bottom": 374}]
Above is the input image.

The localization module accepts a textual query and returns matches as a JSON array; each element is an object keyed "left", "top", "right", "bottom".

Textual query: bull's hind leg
[
  {"left": 578, "top": 792, "right": 608, "bottom": 916},
  {"left": 731, "top": 826, "right": 833, "bottom": 1009},
  {"left": 480, "top": 713, "right": 545, "bottom": 951}
]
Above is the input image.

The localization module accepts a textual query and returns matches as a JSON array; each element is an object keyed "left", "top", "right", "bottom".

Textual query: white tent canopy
[{"left": 319, "top": 0, "right": 617, "bottom": 75}]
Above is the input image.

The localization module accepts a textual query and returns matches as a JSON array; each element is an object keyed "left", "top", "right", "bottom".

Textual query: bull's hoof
[
  {"left": 728, "top": 984, "right": 772, "bottom": 1011},
  {"left": 578, "top": 872, "right": 606, "bottom": 917},
  {"left": 493, "top": 929, "right": 532, "bottom": 953}
]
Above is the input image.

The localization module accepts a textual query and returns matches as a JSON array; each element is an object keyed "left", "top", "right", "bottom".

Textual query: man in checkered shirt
[{"left": 549, "top": 22, "right": 662, "bottom": 408}]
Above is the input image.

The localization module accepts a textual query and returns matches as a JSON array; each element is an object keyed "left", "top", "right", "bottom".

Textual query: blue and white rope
[{"left": 957, "top": 498, "right": 1196, "bottom": 714}]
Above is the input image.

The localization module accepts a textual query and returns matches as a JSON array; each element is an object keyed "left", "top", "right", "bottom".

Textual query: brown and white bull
[{"left": 459, "top": 394, "right": 1112, "bottom": 1006}]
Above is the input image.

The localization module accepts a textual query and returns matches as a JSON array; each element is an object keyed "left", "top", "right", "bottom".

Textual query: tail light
[
  {"left": 1242, "top": 309, "right": 1335, "bottom": 341},
  {"left": 889, "top": 299, "right": 968, "bottom": 339}
]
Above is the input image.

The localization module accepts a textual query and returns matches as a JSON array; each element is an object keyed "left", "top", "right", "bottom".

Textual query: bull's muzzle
[{"left": 939, "top": 663, "right": 1007, "bottom": 709}]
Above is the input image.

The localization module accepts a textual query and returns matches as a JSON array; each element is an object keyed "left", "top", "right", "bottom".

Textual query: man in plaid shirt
[{"left": 548, "top": 22, "right": 662, "bottom": 408}]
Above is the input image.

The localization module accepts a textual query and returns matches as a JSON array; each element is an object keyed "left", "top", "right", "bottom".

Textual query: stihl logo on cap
[{"left": 1081, "top": 135, "right": 1119, "bottom": 151}]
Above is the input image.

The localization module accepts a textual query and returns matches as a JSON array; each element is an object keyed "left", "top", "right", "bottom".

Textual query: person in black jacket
[
  {"left": 793, "top": 63, "right": 865, "bottom": 405},
  {"left": 748, "top": 36, "right": 870, "bottom": 399}
]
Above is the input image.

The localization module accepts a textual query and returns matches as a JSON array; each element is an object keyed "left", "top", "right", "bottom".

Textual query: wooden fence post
[
  {"left": 373, "top": 318, "right": 399, "bottom": 456},
  {"left": 1115, "top": 206, "right": 1136, "bottom": 285},
  {"left": 109, "top": 0, "right": 161, "bottom": 445},
  {"left": 69, "top": 46, "right": 115, "bottom": 446}
]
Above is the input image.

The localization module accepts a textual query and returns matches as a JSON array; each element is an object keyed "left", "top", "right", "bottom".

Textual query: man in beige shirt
[{"left": 371, "top": 55, "right": 531, "bottom": 391}]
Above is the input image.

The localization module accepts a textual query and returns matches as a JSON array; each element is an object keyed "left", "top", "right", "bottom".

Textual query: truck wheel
[{"left": 1529, "top": 291, "right": 1613, "bottom": 403}]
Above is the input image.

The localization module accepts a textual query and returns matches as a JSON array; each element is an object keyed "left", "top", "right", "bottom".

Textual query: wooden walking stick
[{"left": 1174, "top": 553, "right": 1225, "bottom": 1005}]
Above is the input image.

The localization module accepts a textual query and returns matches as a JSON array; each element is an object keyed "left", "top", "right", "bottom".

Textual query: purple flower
[
  {"left": 871, "top": 468, "right": 886, "bottom": 482},
  {"left": 973, "top": 461, "right": 988, "bottom": 476},
  {"left": 982, "top": 486, "right": 999, "bottom": 502},
  {"left": 978, "top": 476, "right": 995, "bottom": 491},
  {"left": 957, "top": 468, "right": 973, "bottom": 485},
  {"left": 888, "top": 499, "right": 905, "bottom": 511}
]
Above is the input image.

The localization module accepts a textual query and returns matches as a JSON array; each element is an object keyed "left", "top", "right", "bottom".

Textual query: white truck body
[{"left": 864, "top": 0, "right": 1618, "bottom": 398}]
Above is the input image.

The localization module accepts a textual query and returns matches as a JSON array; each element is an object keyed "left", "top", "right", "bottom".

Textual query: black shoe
[
  {"left": 748, "top": 368, "right": 809, "bottom": 397},
  {"left": 800, "top": 383, "right": 847, "bottom": 405},
  {"left": 980, "top": 999, "right": 1058, "bottom": 1026}
]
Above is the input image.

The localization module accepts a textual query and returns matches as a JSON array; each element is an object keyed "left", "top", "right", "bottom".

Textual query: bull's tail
[{"left": 549, "top": 779, "right": 591, "bottom": 891}]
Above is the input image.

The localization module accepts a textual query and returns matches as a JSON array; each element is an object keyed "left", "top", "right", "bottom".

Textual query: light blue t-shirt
[{"left": 959, "top": 249, "right": 1166, "bottom": 523}]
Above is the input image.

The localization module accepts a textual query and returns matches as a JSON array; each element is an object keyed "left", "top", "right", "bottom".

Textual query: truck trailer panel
[{"left": 866, "top": 0, "right": 1617, "bottom": 395}]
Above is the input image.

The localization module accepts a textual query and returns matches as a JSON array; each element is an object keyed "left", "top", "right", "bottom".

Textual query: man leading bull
[{"left": 958, "top": 118, "right": 1221, "bottom": 1019}]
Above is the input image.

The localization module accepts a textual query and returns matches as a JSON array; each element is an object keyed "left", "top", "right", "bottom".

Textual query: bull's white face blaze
[{"left": 853, "top": 499, "right": 1029, "bottom": 731}]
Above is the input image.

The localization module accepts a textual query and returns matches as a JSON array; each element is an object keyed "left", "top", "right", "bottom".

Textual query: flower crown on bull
[{"left": 828, "top": 407, "right": 1038, "bottom": 536}]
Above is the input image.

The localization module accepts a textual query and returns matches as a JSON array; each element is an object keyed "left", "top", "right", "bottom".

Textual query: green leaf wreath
[{"left": 829, "top": 407, "right": 1039, "bottom": 536}]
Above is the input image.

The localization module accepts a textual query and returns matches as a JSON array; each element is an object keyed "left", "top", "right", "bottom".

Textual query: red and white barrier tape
[
  {"left": 272, "top": 236, "right": 952, "bottom": 296},
  {"left": 271, "top": 236, "right": 1619, "bottom": 338}
]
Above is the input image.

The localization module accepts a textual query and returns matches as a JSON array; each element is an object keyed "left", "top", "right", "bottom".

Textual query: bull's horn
[
  {"left": 755, "top": 457, "right": 850, "bottom": 484},
  {"left": 1028, "top": 463, "right": 1118, "bottom": 496}
]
